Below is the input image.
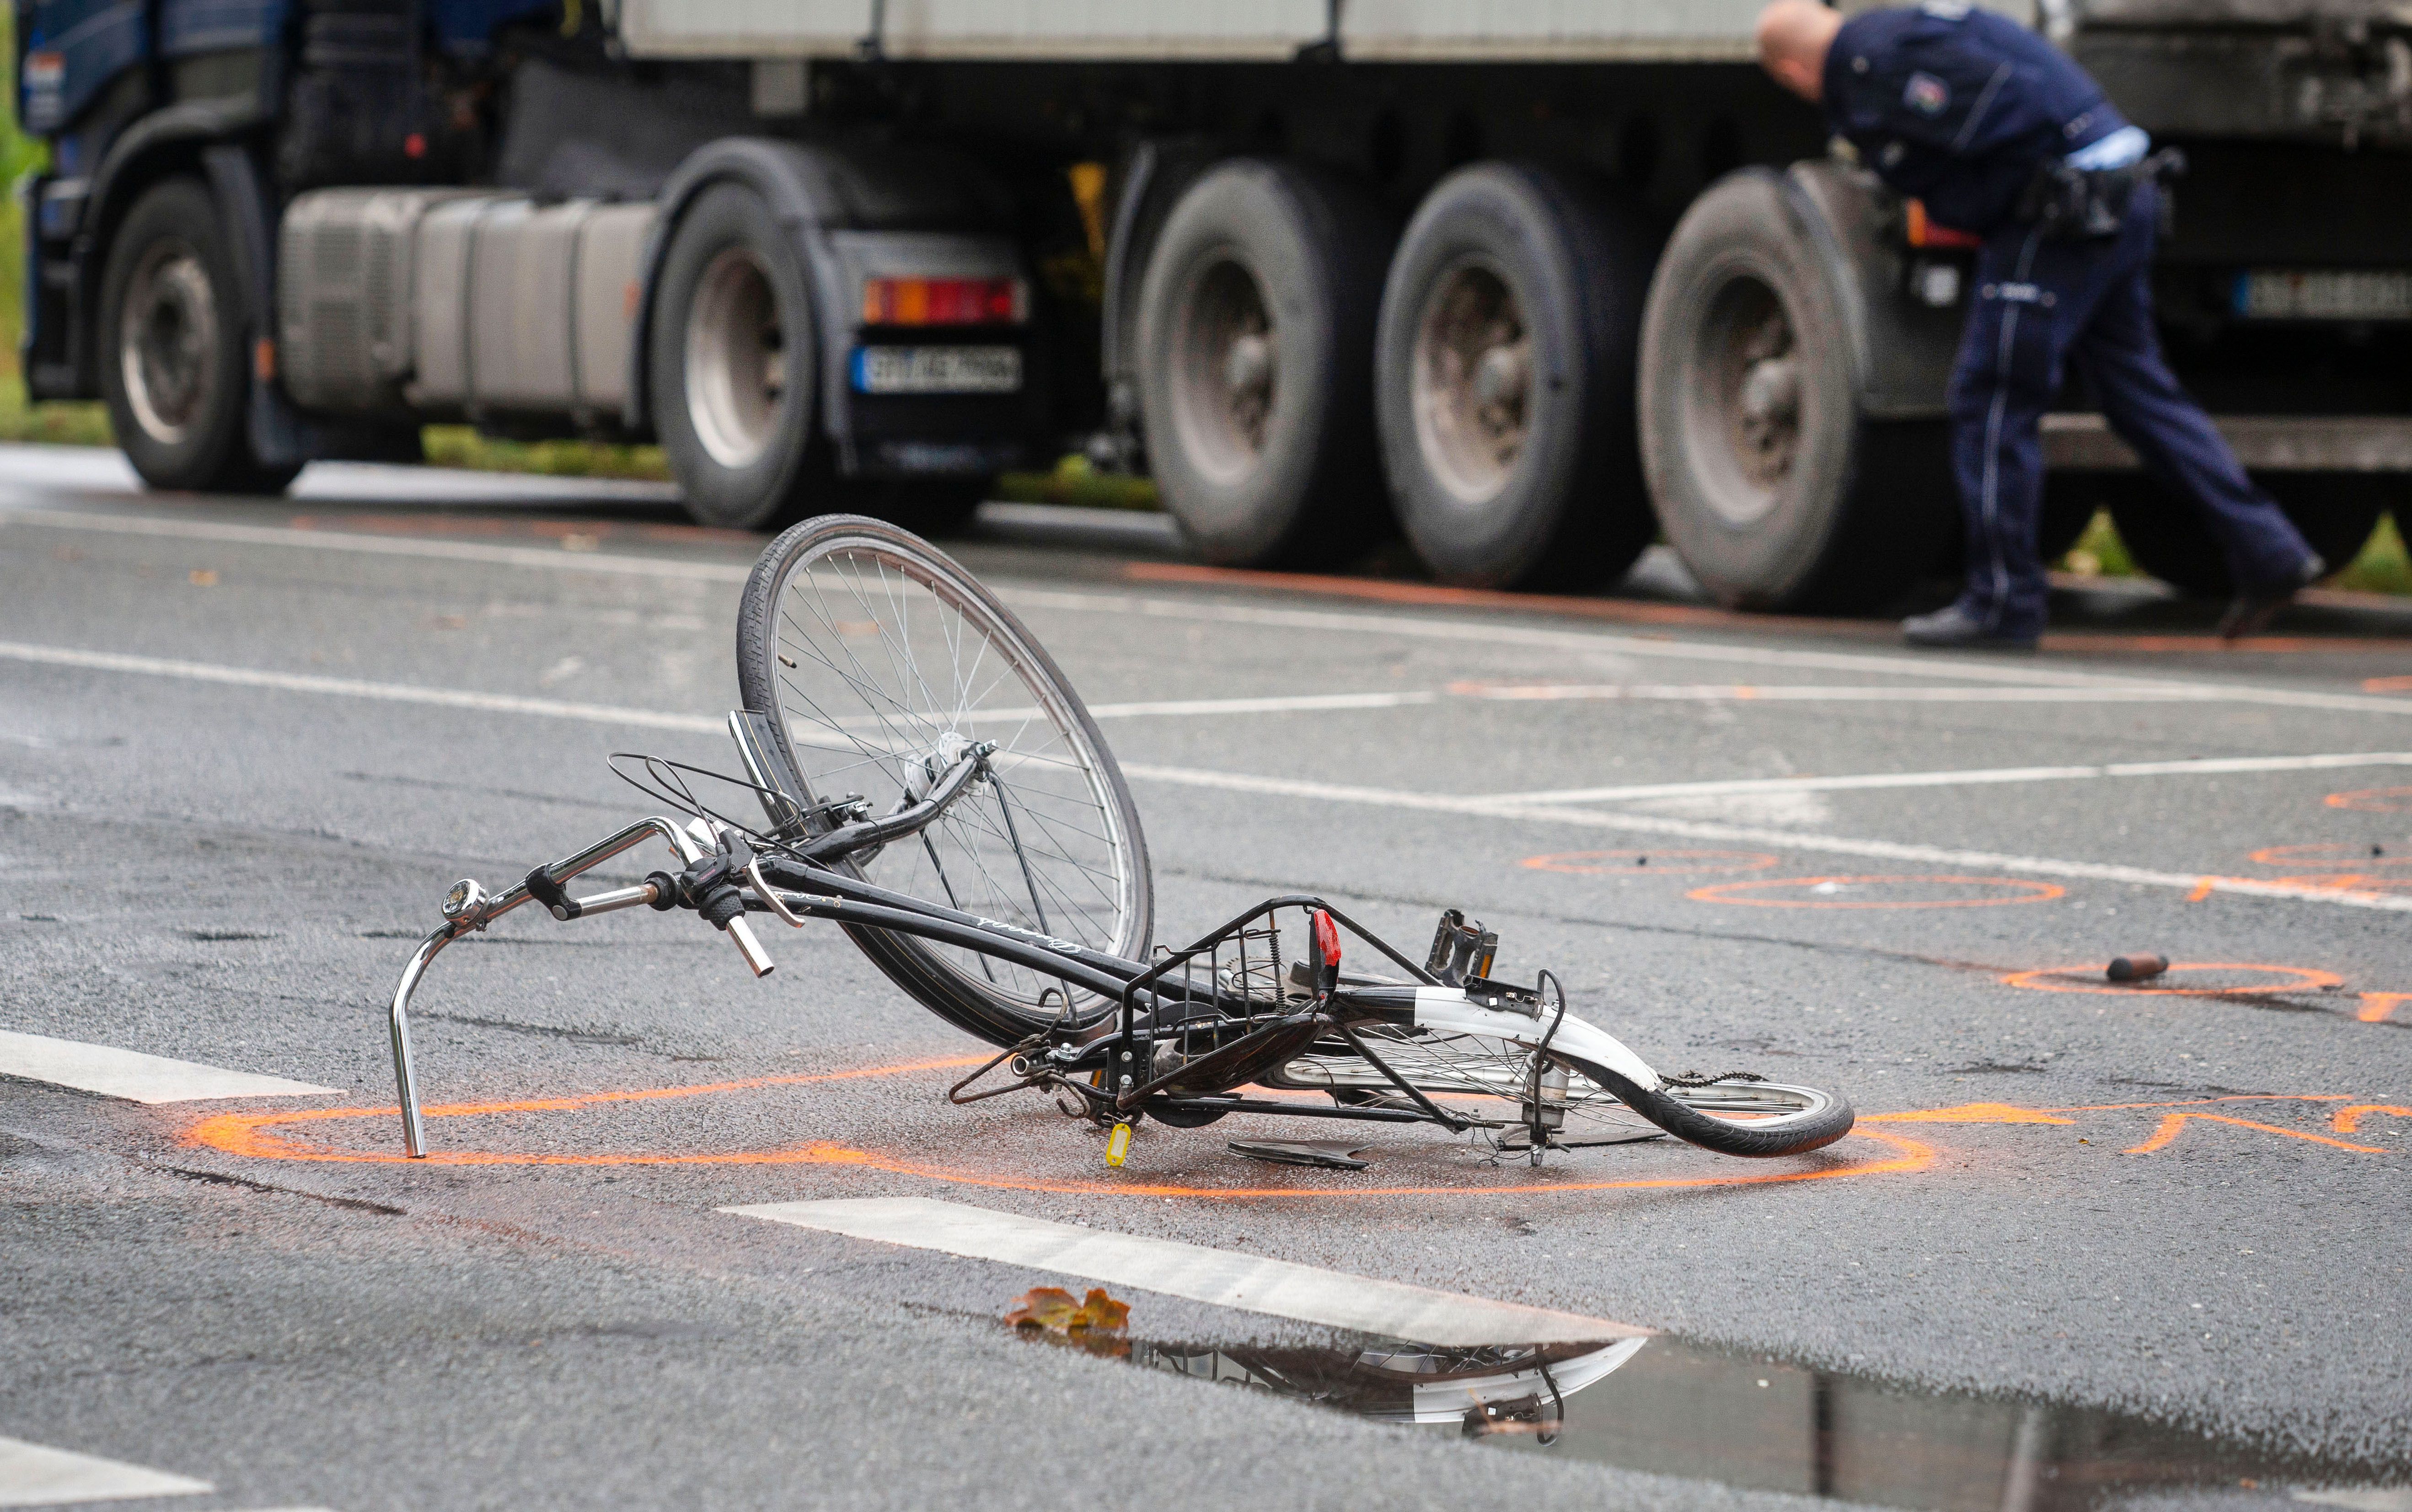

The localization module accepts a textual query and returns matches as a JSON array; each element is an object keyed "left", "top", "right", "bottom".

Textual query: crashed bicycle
[{"left": 382, "top": 515, "right": 1854, "bottom": 1166}]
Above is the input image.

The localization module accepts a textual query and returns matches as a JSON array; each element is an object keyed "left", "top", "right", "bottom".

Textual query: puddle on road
[{"left": 1099, "top": 1333, "right": 2407, "bottom": 1510}]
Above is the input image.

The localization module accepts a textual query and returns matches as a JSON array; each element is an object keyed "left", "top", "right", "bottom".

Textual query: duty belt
[{"left": 2015, "top": 146, "right": 2187, "bottom": 240}]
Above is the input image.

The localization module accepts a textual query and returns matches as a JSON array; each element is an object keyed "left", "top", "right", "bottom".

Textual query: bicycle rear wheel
[
  {"left": 1276, "top": 1029, "right": 1853, "bottom": 1158},
  {"left": 735, "top": 514, "right": 1152, "bottom": 1045}
]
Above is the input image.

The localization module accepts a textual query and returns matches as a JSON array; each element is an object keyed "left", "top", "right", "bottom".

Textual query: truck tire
[
  {"left": 1136, "top": 159, "right": 1390, "bottom": 567},
  {"left": 649, "top": 183, "right": 825, "bottom": 531},
  {"left": 2107, "top": 474, "right": 2384, "bottom": 599},
  {"left": 1640, "top": 169, "right": 1952, "bottom": 613},
  {"left": 98, "top": 178, "right": 298, "bottom": 494},
  {"left": 1373, "top": 164, "right": 1657, "bottom": 590}
]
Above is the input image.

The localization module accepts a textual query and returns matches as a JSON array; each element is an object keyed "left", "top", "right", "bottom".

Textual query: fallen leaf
[{"left": 1005, "top": 1286, "right": 1131, "bottom": 1354}]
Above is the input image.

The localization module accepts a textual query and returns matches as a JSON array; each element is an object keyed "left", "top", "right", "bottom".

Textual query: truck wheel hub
[
  {"left": 685, "top": 247, "right": 786, "bottom": 471},
  {"left": 1412, "top": 262, "right": 1530, "bottom": 504},
  {"left": 1171, "top": 258, "right": 1277, "bottom": 482},
  {"left": 120, "top": 243, "right": 218, "bottom": 445}
]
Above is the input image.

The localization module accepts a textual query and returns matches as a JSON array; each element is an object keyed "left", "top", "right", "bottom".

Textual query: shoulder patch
[{"left": 1904, "top": 72, "right": 1951, "bottom": 116}]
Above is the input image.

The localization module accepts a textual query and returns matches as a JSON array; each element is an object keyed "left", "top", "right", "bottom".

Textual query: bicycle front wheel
[{"left": 735, "top": 514, "right": 1152, "bottom": 1045}]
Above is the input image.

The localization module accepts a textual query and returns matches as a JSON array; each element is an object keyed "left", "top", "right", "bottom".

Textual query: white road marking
[
  {"left": 1006, "top": 590, "right": 2412, "bottom": 718},
  {"left": 6, "top": 638, "right": 2405, "bottom": 911},
  {"left": 1117, "top": 762, "right": 2412, "bottom": 913},
  {"left": 0, "top": 1030, "right": 338, "bottom": 1105},
  {"left": 1453, "top": 682, "right": 2220, "bottom": 703},
  {"left": 14, "top": 503, "right": 2412, "bottom": 717},
  {"left": 1087, "top": 689, "right": 1438, "bottom": 718},
  {"left": 0, "top": 641, "right": 1426, "bottom": 730},
  {"left": 724, "top": 1196, "right": 1647, "bottom": 1346},
  {"left": 0, "top": 505, "right": 749, "bottom": 583},
  {"left": 1483, "top": 750, "right": 2412, "bottom": 806},
  {"left": 0, "top": 1435, "right": 211, "bottom": 1506},
  {"left": 0, "top": 642, "right": 728, "bottom": 735}
]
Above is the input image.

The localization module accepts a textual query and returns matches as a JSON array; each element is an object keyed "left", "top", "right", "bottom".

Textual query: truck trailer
[{"left": 16, "top": 0, "right": 2412, "bottom": 609}]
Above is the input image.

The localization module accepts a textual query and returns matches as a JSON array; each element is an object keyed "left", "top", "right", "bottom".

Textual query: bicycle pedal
[{"left": 1227, "top": 1138, "right": 1373, "bottom": 1171}]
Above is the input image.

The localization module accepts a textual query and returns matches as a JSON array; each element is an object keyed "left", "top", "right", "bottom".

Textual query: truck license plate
[
  {"left": 2236, "top": 270, "right": 2412, "bottom": 322},
  {"left": 852, "top": 346, "right": 1023, "bottom": 394}
]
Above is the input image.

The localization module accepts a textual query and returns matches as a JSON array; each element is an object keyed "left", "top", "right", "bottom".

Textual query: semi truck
[{"left": 16, "top": 0, "right": 2412, "bottom": 609}]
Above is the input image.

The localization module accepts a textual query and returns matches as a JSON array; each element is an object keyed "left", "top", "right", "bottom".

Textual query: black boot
[
  {"left": 2217, "top": 553, "right": 2325, "bottom": 640},
  {"left": 1901, "top": 603, "right": 2039, "bottom": 650}
]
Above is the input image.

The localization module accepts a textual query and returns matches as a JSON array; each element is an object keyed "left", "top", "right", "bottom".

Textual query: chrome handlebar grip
[
  {"left": 566, "top": 882, "right": 660, "bottom": 917},
  {"left": 726, "top": 916, "right": 776, "bottom": 977}
]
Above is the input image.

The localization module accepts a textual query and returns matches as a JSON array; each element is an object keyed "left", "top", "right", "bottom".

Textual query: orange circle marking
[
  {"left": 2272, "top": 873, "right": 2412, "bottom": 895},
  {"left": 2361, "top": 676, "right": 2412, "bottom": 694},
  {"left": 2001, "top": 962, "right": 2344, "bottom": 997},
  {"left": 2248, "top": 843, "right": 2412, "bottom": 870},
  {"left": 2326, "top": 786, "right": 2412, "bottom": 814},
  {"left": 1688, "top": 874, "right": 2065, "bottom": 909},
  {"left": 180, "top": 1056, "right": 1934, "bottom": 1196},
  {"left": 1521, "top": 849, "right": 1779, "bottom": 876}
]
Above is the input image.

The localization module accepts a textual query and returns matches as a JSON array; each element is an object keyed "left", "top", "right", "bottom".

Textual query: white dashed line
[
  {"left": 0, "top": 640, "right": 730, "bottom": 734},
  {"left": 1481, "top": 750, "right": 2412, "bottom": 806},
  {"left": 724, "top": 1196, "right": 1647, "bottom": 1346},
  {"left": 0, "top": 641, "right": 1426, "bottom": 729},
  {"left": 0, "top": 1435, "right": 211, "bottom": 1507},
  {"left": 0, "top": 1029, "right": 338, "bottom": 1105}
]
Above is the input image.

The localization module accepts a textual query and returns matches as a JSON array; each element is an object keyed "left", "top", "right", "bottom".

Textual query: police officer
[{"left": 1755, "top": 0, "right": 2324, "bottom": 646}]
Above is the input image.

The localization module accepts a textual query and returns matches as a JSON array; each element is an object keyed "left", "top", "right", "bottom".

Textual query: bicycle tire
[
  {"left": 735, "top": 514, "right": 1153, "bottom": 1046},
  {"left": 1566, "top": 1062, "right": 1854, "bottom": 1159},
  {"left": 1279, "top": 1025, "right": 1853, "bottom": 1159}
]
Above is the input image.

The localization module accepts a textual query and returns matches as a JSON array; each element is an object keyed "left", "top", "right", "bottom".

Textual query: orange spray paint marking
[
  {"left": 1687, "top": 874, "right": 2065, "bottom": 910},
  {"left": 1863, "top": 1103, "right": 2076, "bottom": 1126},
  {"left": 2040, "top": 1094, "right": 2347, "bottom": 1114},
  {"left": 732, "top": 1127, "right": 1939, "bottom": 1200},
  {"left": 1520, "top": 849, "right": 1777, "bottom": 876},
  {"left": 2001, "top": 964, "right": 2343, "bottom": 998},
  {"left": 2358, "top": 993, "right": 2412, "bottom": 1024},
  {"left": 2121, "top": 1113, "right": 2389, "bottom": 1157},
  {"left": 2185, "top": 877, "right": 2218, "bottom": 902},
  {"left": 2332, "top": 1105, "right": 2412, "bottom": 1135},
  {"left": 2326, "top": 786, "right": 2412, "bottom": 814},
  {"left": 180, "top": 1056, "right": 1937, "bottom": 1196},
  {"left": 182, "top": 1056, "right": 989, "bottom": 1167},
  {"left": 2247, "top": 843, "right": 2412, "bottom": 871}
]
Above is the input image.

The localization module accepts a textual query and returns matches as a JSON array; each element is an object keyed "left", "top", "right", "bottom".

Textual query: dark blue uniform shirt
[{"left": 1822, "top": 2, "right": 2128, "bottom": 233}]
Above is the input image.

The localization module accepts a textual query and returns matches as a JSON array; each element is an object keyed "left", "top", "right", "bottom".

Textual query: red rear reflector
[
  {"left": 1312, "top": 908, "right": 1341, "bottom": 968},
  {"left": 1906, "top": 200, "right": 1983, "bottom": 251},
  {"left": 860, "top": 276, "right": 1028, "bottom": 327}
]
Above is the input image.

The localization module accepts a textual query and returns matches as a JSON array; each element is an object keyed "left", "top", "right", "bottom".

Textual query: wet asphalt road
[{"left": 2, "top": 443, "right": 2409, "bottom": 1512}]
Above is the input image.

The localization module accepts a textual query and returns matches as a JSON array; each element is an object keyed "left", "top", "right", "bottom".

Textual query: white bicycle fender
[{"left": 1411, "top": 987, "right": 1664, "bottom": 1093}]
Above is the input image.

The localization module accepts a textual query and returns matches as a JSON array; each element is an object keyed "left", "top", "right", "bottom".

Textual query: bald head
[{"left": 1757, "top": 0, "right": 1844, "bottom": 102}]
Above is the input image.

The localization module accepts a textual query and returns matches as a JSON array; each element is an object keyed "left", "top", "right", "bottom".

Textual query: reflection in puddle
[{"left": 1120, "top": 1335, "right": 2409, "bottom": 1511}]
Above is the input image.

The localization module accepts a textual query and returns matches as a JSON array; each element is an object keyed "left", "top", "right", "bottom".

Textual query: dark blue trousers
[{"left": 1947, "top": 182, "right": 2313, "bottom": 636}]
